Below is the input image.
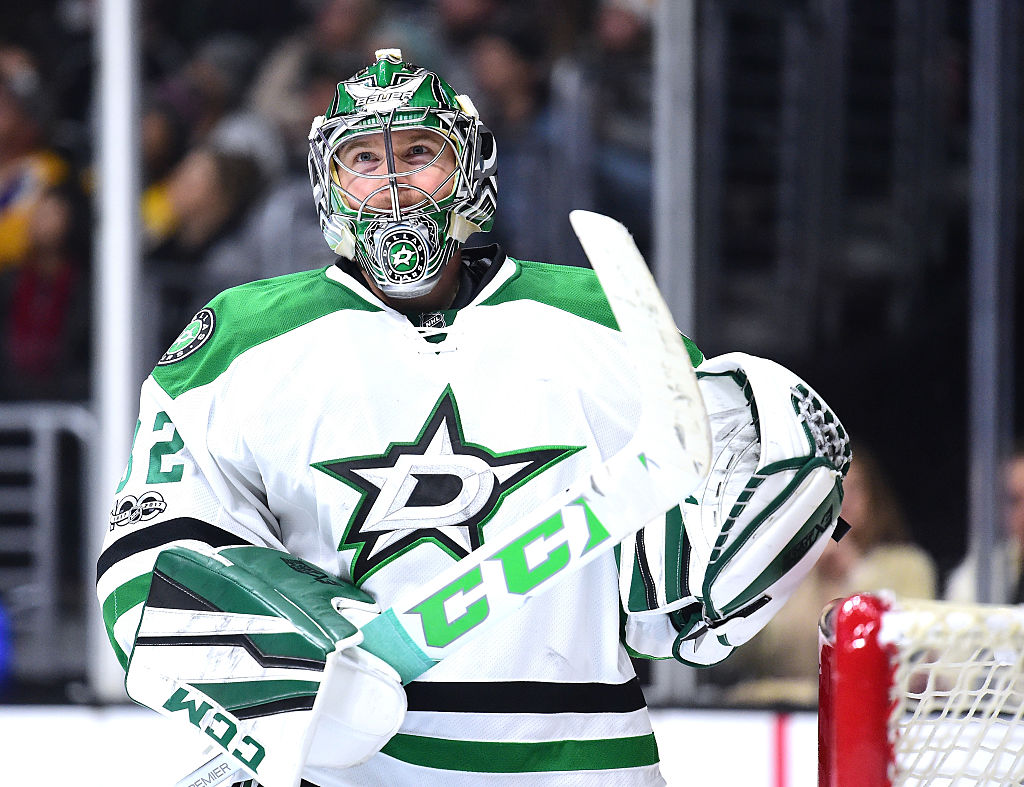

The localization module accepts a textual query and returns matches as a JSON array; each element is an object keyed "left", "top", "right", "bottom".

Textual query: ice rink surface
[{"left": 0, "top": 705, "right": 820, "bottom": 786}]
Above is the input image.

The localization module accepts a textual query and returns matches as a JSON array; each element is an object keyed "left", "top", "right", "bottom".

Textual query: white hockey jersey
[{"left": 96, "top": 252, "right": 705, "bottom": 786}]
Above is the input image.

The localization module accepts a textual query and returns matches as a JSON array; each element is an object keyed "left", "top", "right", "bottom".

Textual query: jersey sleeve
[
  {"left": 96, "top": 374, "right": 286, "bottom": 670},
  {"left": 618, "top": 505, "right": 698, "bottom": 660}
]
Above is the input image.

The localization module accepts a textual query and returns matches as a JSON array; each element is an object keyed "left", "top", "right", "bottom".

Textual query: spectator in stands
[
  {"left": 211, "top": 52, "right": 353, "bottom": 289},
  {"left": 368, "top": 0, "right": 506, "bottom": 103},
  {"left": 836, "top": 444, "right": 937, "bottom": 597},
  {"left": 152, "top": 32, "right": 287, "bottom": 180},
  {"left": 150, "top": 145, "right": 262, "bottom": 265},
  {"left": 945, "top": 447, "right": 1024, "bottom": 604},
  {"left": 167, "top": 33, "right": 260, "bottom": 143},
  {"left": 143, "top": 32, "right": 290, "bottom": 350},
  {"left": 586, "top": 0, "right": 656, "bottom": 256},
  {"left": 467, "top": 21, "right": 555, "bottom": 260},
  {"left": 0, "top": 46, "right": 69, "bottom": 275},
  {"left": 0, "top": 184, "right": 91, "bottom": 401},
  {"left": 248, "top": 0, "right": 380, "bottom": 169},
  {"left": 144, "top": 140, "right": 268, "bottom": 346},
  {"left": 140, "top": 98, "right": 191, "bottom": 250},
  {"left": 702, "top": 443, "right": 937, "bottom": 706}
]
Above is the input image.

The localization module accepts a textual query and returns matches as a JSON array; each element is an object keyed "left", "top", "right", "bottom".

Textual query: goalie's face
[
  {"left": 322, "top": 126, "right": 465, "bottom": 303},
  {"left": 307, "top": 51, "right": 497, "bottom": 302},
  {"left": 331, "top": 128, "right": 459, "bottom": 216}
]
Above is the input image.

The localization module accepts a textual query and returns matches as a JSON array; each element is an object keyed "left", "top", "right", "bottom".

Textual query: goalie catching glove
[
  {"left": 125, "top": 544, "right": 406, "bottom": 787},
  {"left": 664, "top": 352, "right": 850, "bottom": 667}
]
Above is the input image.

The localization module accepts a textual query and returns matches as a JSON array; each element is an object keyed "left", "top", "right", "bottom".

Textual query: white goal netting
[{"left": 879, "top": 598, "right": 1024, "bottom": 786}]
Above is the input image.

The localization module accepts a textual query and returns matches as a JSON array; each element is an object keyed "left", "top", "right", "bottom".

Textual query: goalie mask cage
[{"left": 818, "top": 593, "right": 1024, "bottom": 786}]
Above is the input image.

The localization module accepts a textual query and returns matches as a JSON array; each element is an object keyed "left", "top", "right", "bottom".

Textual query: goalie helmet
[{"left": 307, "top": 49, "right": 498, "bottom": 299}]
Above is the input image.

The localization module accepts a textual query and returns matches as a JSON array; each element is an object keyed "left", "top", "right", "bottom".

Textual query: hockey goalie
[{"left": 96, "top": 50, "right": 851, "bottom": 787}]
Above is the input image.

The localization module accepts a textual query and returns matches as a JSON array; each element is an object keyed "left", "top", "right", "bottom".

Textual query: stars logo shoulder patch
[
  {"left": 158, "top": 308, "right": 216, "bottom": 365},
  {"left": 312, "top": 386, "right": 582, "bottom": 584}
]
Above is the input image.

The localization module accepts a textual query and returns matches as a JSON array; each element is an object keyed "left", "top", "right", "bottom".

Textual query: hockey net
[{"left": 818, "top": 593, "right": 1024, "bottom": 786}]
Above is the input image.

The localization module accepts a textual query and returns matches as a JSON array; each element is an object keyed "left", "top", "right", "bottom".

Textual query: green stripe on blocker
[{"left": 381, "top": 732, "right": 660, "bottom": 773}]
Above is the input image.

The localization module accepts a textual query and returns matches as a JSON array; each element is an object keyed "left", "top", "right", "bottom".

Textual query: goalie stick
[{"left": 176, "top": 211, "right": 711, "bottom": 787}]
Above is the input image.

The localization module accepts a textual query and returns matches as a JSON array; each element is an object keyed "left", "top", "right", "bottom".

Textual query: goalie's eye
[
  {"left": 337, "top": 147, "right": 383, "bottom": 176},
  {"left": 401, "top": 142, "right": 436, "bottom": 163}
]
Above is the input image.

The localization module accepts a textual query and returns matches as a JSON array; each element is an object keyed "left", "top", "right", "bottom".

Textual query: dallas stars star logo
[{"left": 313, "top": 386, "right": 582, "bottom": 584}]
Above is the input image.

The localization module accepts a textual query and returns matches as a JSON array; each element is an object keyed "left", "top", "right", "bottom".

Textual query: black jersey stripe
[
  {"left": 96, "top": 517, "right": 251, "bottom": 581},
  {"left": 679, "top": 522, "right": 693, "bottom": 600},
  {"left": 404, "top": 677, "right": 647, "bottom": 714}
]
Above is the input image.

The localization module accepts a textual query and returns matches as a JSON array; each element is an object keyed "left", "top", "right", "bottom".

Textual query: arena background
[{"left": 0, "top": 1, "right": 1019, "bottom": 783}]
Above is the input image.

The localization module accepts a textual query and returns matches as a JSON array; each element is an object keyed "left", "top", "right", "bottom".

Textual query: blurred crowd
[
  {"left": 0, "top": 0, "right": 660, "bottom": 399},
  {"left": 2, "top": 0, "right": 1020, "bottom": 711}
]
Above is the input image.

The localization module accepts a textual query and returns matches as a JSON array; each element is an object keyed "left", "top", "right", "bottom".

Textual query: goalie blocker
[
  {"left": 623, "top": 352, "right": 851, "bottom": 667},
  {"left": 127, "top": 544, "right": 406, "bottom": 787}
]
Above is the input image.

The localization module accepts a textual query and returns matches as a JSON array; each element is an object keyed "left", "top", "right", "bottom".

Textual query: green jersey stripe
[
  {"left": 663, "top": 505, "right": 689, "bottom": 604},
  {"left": 101, "top": 573, "right": 152, "bottom": 668},
  {"left": 380, "top": 732, "right": 660, "bottom": 773},
  {"left": 480, "top": 259, "right": 620, "bottom": 330}
]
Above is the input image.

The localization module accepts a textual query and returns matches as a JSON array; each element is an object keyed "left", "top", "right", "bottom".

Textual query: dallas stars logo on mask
[
  {"left": 389, "top": 241, "right": 418, "bottom": 272},
  {"left": 373, "top": 224, "right": 430, "bottom": 282},
  {"left": 313, "top": 387, "right": 582, "bottom": 584}
]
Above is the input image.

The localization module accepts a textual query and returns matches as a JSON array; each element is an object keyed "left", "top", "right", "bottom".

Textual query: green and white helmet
[{"left": 308, "top": 49, "right": 498, "bottom": 299}]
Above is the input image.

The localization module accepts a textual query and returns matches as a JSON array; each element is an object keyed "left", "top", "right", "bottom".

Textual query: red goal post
[{"left": 818, "top": 592, "right": 1024, "bottom": 786}]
